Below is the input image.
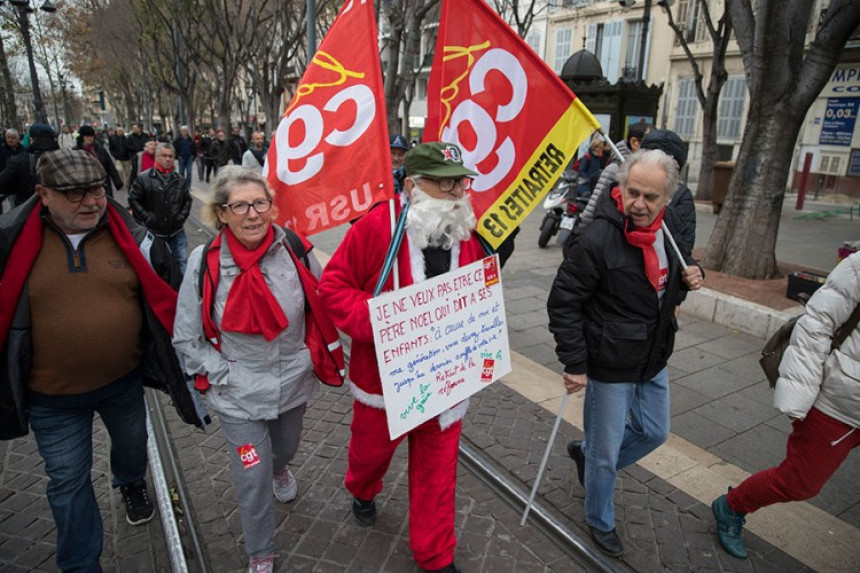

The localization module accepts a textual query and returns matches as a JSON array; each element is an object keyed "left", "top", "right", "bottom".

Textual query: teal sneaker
[{"left": 711, "top": 493, "right": 748, "bottom": 559}]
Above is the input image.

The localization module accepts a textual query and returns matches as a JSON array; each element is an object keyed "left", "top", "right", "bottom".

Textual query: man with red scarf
[
  {"left": 128, "top": 142, "right": 192, "bottom": 273},
  {"left": 0, "top": 149, "right": 205, "bottom": 572},
  {"left": 320, "top": 142, "right": 488, "bottom": 573},
  {"left": 547, "top": 149, "right": 704, "bottom": 558}
]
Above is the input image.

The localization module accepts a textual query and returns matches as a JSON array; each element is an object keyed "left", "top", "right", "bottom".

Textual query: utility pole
[{"left": 307, "top": 0, "right": 316, "bottom": 61}]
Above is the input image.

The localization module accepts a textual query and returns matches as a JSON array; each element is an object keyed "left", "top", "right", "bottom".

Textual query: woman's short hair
[
  {"left": 202, "top": 165, "right": 274, "bottom": 229},
  {"left": 618, "top": 149, "right": 680, "bottom": 200}
]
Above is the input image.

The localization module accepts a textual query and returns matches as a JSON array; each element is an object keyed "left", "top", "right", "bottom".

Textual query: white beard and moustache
[{"left": 406, "top": 184, "right": 477, "bottom": 250}]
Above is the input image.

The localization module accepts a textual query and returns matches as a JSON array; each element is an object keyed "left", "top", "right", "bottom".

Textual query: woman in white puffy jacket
[{"left": 710, "top": 251, "right": 860, "bottom": 560}]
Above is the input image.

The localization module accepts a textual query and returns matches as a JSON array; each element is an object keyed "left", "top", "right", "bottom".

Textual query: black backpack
[{"left": 760, "top": 301, "right": 860, "bottom": 387}]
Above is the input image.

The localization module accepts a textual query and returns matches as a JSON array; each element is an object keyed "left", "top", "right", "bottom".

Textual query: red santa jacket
[{"left": 319, "top": 201, "right": 487, "bottom": 404}]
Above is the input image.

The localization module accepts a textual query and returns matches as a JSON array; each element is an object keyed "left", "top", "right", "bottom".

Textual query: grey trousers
[{"left": 218, "top": 403, "right": 307, "bottom": 558}]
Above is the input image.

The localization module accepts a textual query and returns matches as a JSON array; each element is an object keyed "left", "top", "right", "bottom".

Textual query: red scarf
[
  {"left": 198, "top": 228, "right": 344, "bottom": 390},
  {"left": 154, "top": 162, "right": 174, "bottom": 174},
  {"left": 0, "top": 203, "right": 178, "bottom": 350},
  {"left": 611, "top": 188, "right": 665, "bottom": 291},
  {"left": 218, "top": 226, "right": 289, "bottom": 340}
]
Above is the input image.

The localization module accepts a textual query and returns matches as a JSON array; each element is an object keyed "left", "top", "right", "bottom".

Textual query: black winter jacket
[
  {"left": 547, "top": 190, "right": 698, "bottom": 383},
  {"left": 128, "top": 168, "right": 193, "bottom": 236},
  {"left": 0, "top": 196, "right": 206, "bottom": 439}
]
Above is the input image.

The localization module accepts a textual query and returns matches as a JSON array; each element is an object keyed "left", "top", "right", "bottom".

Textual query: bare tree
[
  {"left": 492, "top": 0, "right": 546, "bottom": 38},
  {"left": 703, "top": 0, "right": 860, "bottom": 278},
  {"left": 662, "top": 0, "right": 732, "bottom": 203},
  {"left": 0, "top": 30, "right": 18, "bottom": 127},
  {"left": 381, "top": 0, "right": 440, "bottom": 134}
]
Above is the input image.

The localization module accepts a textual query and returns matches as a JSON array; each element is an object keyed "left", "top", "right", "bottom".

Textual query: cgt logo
[
  {"left": 237, "top": 444, "right": 261, "bottom": 469},
  {"left": 440, "top": 46, "right": 527, "bottom": 193},
  {"left": 273, "top": 53, "right": 376, "bottom": 186}
]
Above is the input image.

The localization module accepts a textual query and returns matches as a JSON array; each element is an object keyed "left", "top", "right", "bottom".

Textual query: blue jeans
[
  {"left": 167, "top": 229, "right": 188, "bottom": 275},
  {"left": 178, "top": 155, "right": 193, "bottom": 187},
  {"left": 582, "top": 367, "right": 670, "bottom": 532},
  {"left": 29, "top": 369, "right": 148, "bottom": 572}
]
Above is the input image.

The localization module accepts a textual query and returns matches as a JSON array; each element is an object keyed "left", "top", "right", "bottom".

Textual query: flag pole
[
  {"left": 661, "top": 221, "right": 689, "bottom": 271},
  {"left": 374, "top": 200, "right": 409, "bottom": 297},
  {"left": 597, "top": 127, "right": 624, "bottom": 164},
  {"left": 520, "top": 391, "right": 570, "bottom": 526}
]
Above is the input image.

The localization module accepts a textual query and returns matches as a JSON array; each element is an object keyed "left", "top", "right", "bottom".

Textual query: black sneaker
[
  {"left": 352, "top": 496, "right": 376, "bottom": 527},
  {"left": 589, "top": 526, "right": 624, "bottom": 557},
  {"left": 120, "top": 479, "right": 155, "bottom": 525},
  {"left": 567, "top": 440, "right": 586, "bottom": 488}
]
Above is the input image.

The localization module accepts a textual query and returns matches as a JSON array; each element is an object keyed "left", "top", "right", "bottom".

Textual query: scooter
[{"left": 537, "top": 172, "right": 587, "bottom": 248}]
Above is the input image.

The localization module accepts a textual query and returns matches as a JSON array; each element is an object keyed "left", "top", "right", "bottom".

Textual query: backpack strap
[
  {"left": 833, "top": 302, "right": 860, "bottom": 351},
  {"left": 280, "top": 226, "right": 311, "bottom": 270}
]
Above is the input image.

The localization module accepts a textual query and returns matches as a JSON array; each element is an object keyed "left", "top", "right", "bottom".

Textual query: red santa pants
[
  {"left": 345, "top": 401, "right": 461, "bottom": 571},
  {"left": 727, "top": 407, "right": 860, "bottom": 514}
]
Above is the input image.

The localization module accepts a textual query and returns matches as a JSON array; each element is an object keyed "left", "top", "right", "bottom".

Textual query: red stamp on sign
[
  {"left": 483, "top": 257, "right": 499, "bottom": 287},
  {"left": 237, "top": 444, "right": 260, "bottom": 469},
  {"left": 481, "top": 359, "right": 495, "bottom": 383}
]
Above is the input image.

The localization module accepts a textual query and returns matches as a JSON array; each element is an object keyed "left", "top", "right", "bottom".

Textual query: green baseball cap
[{"left": 404, "top": 141, "right": 479, "bottom": 178}]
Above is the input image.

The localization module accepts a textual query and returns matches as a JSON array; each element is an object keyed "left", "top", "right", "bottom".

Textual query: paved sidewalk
[{"left": 1, "top": 185, "right": 857, "bottom": 571}]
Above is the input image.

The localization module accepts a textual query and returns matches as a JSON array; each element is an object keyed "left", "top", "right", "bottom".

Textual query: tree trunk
[
  {"left": 0, "top": 33, "right": 18, "bottom": 128},
  {"left": 696, "top": 75, "right": 723, "bottom": 202},
  {"left": 702, "top": 95, "right": 801, "bottom": 279}
]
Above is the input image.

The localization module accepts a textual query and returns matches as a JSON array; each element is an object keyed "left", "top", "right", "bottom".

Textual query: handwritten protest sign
[{"left": 369, "top": 255, "right": 511, "bottom": 439}]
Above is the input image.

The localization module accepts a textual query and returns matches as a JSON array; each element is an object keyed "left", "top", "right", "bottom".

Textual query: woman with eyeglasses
[{"left": 173, "top": 166, "right": 343, "bottom": 573}]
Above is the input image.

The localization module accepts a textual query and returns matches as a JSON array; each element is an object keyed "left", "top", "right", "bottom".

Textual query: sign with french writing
[
  {"left": 369, "top": 255, "right": 511, "bottom": 439},
  {"left": 820, "top": 97, "right": 859, "bottom": 147}
]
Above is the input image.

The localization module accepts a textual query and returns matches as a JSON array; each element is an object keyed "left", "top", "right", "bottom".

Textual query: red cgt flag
[
  {"left": 425, "top": 0, "right": 601, "bottom": 249},
  {"left": 265, "top": 0, "right": 393, "bottom": 236}
]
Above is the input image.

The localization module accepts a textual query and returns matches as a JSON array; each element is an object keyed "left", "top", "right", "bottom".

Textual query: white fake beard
[{"left": 406, "top": 184, "right": 476, "bottom": 250}]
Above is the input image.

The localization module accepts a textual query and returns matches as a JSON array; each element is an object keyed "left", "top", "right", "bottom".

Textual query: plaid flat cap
[{"left": 37, "top": 149, "right": 106, "bottom": 192}]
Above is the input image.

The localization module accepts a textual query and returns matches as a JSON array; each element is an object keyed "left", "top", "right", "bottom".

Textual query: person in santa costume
[{"left": 320, "top": 141, "right": 492, "bottom": 573}]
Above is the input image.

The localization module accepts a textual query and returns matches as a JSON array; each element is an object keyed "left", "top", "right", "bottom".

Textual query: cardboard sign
[{"left": 369, "top": 255, "right": 511, "bottom": 439}]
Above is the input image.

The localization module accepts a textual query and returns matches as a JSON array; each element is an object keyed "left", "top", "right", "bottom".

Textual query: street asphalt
[{"left": 0, "top": 182, "right": 857, "bottom": 572}]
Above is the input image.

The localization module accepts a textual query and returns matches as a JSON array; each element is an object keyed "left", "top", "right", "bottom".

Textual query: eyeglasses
[
  {"left": 221, "top": 198, "right": 273, "bottom": 216},
  {"left": 59, "top": 186, "right": 106, "bottom": 203},
  {"left": 415, "top": 176, "right": 471, "bottom": 192}
]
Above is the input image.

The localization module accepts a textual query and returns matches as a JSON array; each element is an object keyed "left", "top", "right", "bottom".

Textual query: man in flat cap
[
  {"left": 0, "top": 149, "right": 205, "bottom": 571},
  {"left": 320, "top": 142, "right": 494, "bottom": 573}
]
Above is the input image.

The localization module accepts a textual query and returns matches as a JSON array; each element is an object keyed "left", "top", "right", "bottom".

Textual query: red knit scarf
[
  {"left": 219, "top": 226, "right": 289, "bottom": 340},
  {"left": 0, "top": 203, "right": 178, "bottom": 350},
  {"left": 154, "top": 162, "right": 174, "bottom": 174},
  {"left": 611, "top": 188, "right": 665, "bottom": 291}
]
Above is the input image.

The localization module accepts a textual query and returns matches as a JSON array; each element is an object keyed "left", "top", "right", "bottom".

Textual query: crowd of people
[{"left": 0, "top": 120, "right": 856, "bottom": 573}]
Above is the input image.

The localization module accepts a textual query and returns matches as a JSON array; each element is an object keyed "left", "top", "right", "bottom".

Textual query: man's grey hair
[
  {"left": 180, "top": 125, "right": 189, "bottom": 132},
  {"left": 156, "top": 142, "right": 175, "bottom": 155},
  {"left": 618, "top": 149, "right": 680, "bottom": 199},
  {"left": 203, "top": 165, "right": 273, "bottom": 230},
  {"left": 5, "top": 129, "right": 19, "bottom": 138}
]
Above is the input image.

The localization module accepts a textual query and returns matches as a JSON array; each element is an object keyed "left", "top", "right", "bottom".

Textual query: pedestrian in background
[
  {"left": 241, "top": 131, "right": 267, "bottom": 174},
  {"left": 229, "top": 126, "right": 248, "bottom": 165},
  {"left": 58, "top": 125, "right": 76, "bottom": 150},
  {"left": 173, "top": 125, "right": 195, "bottom": 186},
  {"left": 128, "top": 143, "right": 192, "bottom": 273},
  {"left": 0, "top": 128, "right": 24, "bottom": 172},
  {"left": 389, "top": 134, "right": 409, "bottom": 194},
  {"left": 110, "top": 126, "right": 133, "bottom": 188},
  {"left": 127, "top": 123, "right": 148, "bottom": 155},
  {"left": 173, "top": 167, "right": 343, "bottom": 573},
  {"left": 0, "top": 149, "right": 204, "bottom": 572},
  {"left": 74, "top": 125, "right": 123, "bottom": 197},
  {"left": 128, "top": 139, "right": 157, "bottom": 188},
  {"left": 712, "top": 251, "right": 860, "bottom": 560},
  {"left": 548, "top": 150, "right": 703, "bottom": 558},
  {"left": 210, "top": 129, "right": 232, "bottom": 176},
  {"left": 0, "top": 124, "right": 59, "bottom": 208}
]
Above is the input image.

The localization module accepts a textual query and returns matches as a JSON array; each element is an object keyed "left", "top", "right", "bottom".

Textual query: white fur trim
[
  {"left": 349, "top": 382, "right": 470, "bottom": 430},
  {"left": 349, "top": 381, "right": 386, "bottom": 409},
  {"left": 438, "top": 399, "right": 470, "bottom": 430}
]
